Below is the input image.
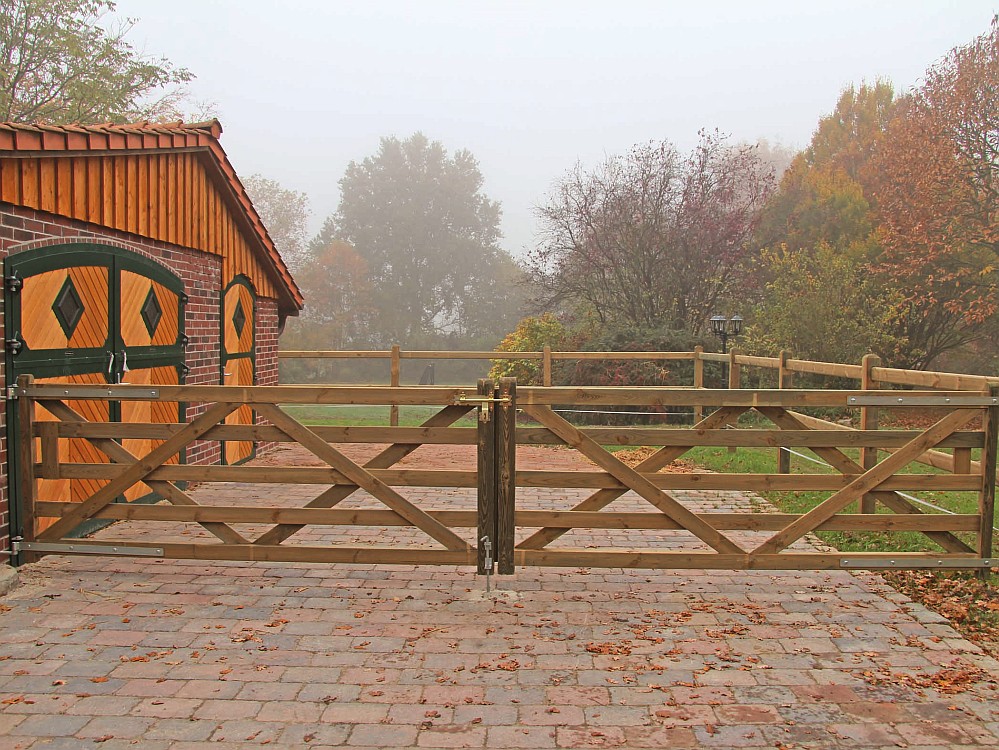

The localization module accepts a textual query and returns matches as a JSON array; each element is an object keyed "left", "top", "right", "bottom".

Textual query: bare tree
[{"left": 531, "top": 131, "right": 774, "bottom": 334}]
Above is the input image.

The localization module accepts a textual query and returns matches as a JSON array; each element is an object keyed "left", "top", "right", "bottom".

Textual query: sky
[{"left": 121, "top": 0, "right": 997, "bottom": 257}]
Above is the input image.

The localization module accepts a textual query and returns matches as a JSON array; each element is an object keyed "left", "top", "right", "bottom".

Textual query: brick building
[{"left": 0, "top": 120, "right": 303, "bottom": 553}]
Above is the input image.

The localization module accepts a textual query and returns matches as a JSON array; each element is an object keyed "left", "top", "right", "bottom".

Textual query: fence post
[
  {"left": 860, "top": 354, "right": 882, "bottom": 514},
  {"left": 542, "top": 346, "right": 552, "bottom": 387},
  {"left": 693, "top": 346, "right": 704, "bottom": 423},
  {"left": 496, "top": 377, "right": 517, "bottom": 574},
  {"left": 979, "top": 384, "right": 998, "bottom": 577},
  {"left": 390, "top": 345, "right": 401, "bottom": 427},
  {"left": 15, "top": 374, "right": 37, "bottom": 564},
  {"left": 727, "top": 349, "right": 741, "bottom": 454},
  {"left": 777, "top": 350, "right": 792, "bottom": 474},
  {"left": 476, "top": 379, "right": 496, "bottom": 575}
]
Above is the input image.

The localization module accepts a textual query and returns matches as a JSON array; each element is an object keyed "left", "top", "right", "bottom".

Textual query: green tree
[
  {"left": 330, "top": 132, "right": 517, "bottom": 346},
  {"left": 0, "top": 0, "right": 197, "bottom": 123},
  {"left": 745, "top": 244, "right": 905, "bottom": 364}
]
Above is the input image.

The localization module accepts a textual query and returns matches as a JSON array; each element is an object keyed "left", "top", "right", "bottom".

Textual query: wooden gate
[{"left": 8, "top": 380, "right": 997, "bottom": 574}]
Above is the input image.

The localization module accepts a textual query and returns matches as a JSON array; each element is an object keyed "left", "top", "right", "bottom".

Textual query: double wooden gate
[{"left": 9, "top": 378, "right": 997, "bottom": 573}]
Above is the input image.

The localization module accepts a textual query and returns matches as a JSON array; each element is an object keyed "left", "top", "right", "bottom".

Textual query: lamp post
[{"left": 709, "top": 314, "right": 742, "bottom": 355}]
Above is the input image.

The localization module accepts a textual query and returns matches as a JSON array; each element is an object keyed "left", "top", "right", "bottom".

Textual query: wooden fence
[{"left": 11, "top": 374, "right": 997, "bottom": 572}]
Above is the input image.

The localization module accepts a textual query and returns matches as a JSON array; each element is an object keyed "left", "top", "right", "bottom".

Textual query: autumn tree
[
  {"left": 531, "top": 131, "right": 773, "bottom": 335},
  {"left": 243, "top": 174, "right": 311, "bottom": 272},
  {"left": 0, "top": 0, "right": 202, "bottom": 123},
  {"left": 874, "top": 18, "right": 999, "bottom": 350},
  {"left": 330, "top": 132, "right": 522, "bottom": 346}
]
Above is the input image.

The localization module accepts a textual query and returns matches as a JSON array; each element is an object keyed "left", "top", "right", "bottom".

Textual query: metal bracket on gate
[
  {"left": 453, "top": 392, "right": 512, "bottom": 422},
  {"left": 840, "top": 557, "right": 994, "bottom": 569},
  {"left": 12, "top": 541, "right": 165, "bottom": 557},
  {"left": 20, "top": 386, "right": 159, "bottom": 400},
  {"left": 848, "top": 396, "right": 999, "bottom": 406}
]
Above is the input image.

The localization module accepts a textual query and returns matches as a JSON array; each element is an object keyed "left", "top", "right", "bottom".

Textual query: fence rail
[{"left": 279, "top": 348, "right": 999, "bottom": 391}]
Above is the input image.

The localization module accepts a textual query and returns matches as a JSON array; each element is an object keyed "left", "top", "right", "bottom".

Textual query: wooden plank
[
  {"left": 31, "top": 502, "right": 981, "bottom": 533},
  {"left": 476, "top": 380, "right": 496, "bottom": 574},
  {"left": 33, "top": 539, "right": 475, "bottom": 566},
  {"left": 777, "top": 352, "right": 793, "bottom": 474},
  {"left": 515, "top": 549, "right": 985, "bottom": 571},
  {"left": 980, "top": 385, "right": 999, "bottom": 565},
  {"left": 255, "top": 403, "right": 471, "bottom": 551},
  {"left": 49, "top": 463, "right": 983, "bottom": 492},
  {"left": 390, "top": 345, "right": 400, "bottom": 426},
  {"left": 954, "top": 448, "right": 973, "bottom": 474},
  {"left": 871, "top": 366, "right": 990, "bottom": 391},
  {"left": 732, "top": 354, "right": 781, "bottom": 368},
  {"left": 860, "top": 354, "right": 882, "bottom": 514},
  {"left": 518, "top": 406, "right": 748, "bottom": 549},
  {"left": 496, "top": 378, "right": 516, "bottom": 573},
  {"left": 523, "top": 404, "right": 746, "bottom": 555},
  {"left": 542, "top": 346, "right": 553, "bottom": 387},
  {"left": 38, "top": 399, "right": 249, "bottom": 545},
  {"left": 252, "top": 404, "right": 473, "bottom": 546},
  {"left": 753, "top": 409, "right": 978, "bottom": 555},
  {"left": 693, "top": 346, "right": 704, "bottom": 423},
  {"left": 787, "top": 359, "right": 864, "bottom": 379},
  {"left": 36, "top": 421, "right": 60, "bottom": 479},
  {"left": 37, "top": 401, "right": 240, "bottom": 542},
  {"left": 45, "top": 421, "right": 985, "bottom": 449}
]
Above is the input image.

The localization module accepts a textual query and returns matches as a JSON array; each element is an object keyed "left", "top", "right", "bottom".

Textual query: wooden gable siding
[{"left": 0, "top": 151, "right": 277, "bottom": 300}]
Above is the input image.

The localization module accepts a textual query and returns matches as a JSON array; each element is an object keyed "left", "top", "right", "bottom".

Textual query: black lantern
[{"left": 709, "top": 314, "right": 742, "bottom": 354}]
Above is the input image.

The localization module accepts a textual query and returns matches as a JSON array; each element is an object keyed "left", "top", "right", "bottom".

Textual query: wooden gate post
[
  {"left": 777, "top": 351, "right": 793, "bottom": 474},
  {"left": 979, "top": 384, "right": 998, "bottom": 578},
  {"left": 727, "top": 349, "right": 741, "bottom": 454},
  {"left": 860, "top": 354, "right": 882, "bottom": 514},
  {"left": 476, "top": 379, "right": 496, "bottom": 575},
  {"left": 692, "top": 346, "right": 704, "bottom": 423},
  {"left": 496, "top": 378, "right": 517, "bottom": 574},
  {"left": 542, "top": 346, "right": 553, "bottom": 387},
  {"left": 389, "top": 345, "right": 401, "bottom": 427},
  {"left": 15, "top": 375, "right": 37, "bottom": 563}
]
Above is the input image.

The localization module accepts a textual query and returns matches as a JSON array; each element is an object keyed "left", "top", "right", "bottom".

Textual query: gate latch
[
  {"left": 453, "top": 392, "right": 511, "bottom": 422},
  {"left": 480, "top": 536, "right": 494, "bottom": 591}
]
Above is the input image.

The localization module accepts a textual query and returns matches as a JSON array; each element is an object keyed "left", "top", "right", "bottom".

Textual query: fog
[{"left": 121, "top": 0, "right": 996, "bottom": 256}]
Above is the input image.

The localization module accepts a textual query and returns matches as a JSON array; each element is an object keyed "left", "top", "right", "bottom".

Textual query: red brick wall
[{"left": 0, "top": 203, "right": 283, "bottom": 553}]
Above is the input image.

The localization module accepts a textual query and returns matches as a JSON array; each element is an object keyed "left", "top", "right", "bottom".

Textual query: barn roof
[{"left": 0, "top": 120, "right": 303, "bottom": 312}]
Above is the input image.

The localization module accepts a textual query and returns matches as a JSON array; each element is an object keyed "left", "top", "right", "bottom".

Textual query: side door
[{"left": 220, "top": 276, "right": 255, "bottom": 465}]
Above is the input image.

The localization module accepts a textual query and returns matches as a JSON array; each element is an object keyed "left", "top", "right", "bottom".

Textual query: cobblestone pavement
[{"left": 1, "top": 443, "right": 998, "bottom": 749}]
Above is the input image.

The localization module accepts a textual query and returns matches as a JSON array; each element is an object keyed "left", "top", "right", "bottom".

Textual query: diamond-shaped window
[
  {"left": 140, "top": 287, "right": 163, "bottom": 337},
  {"left": 232, "top": 298, "right": 247, "bottom": 338},
  {"left": 52, "top": 276, "right": 84, "bottom": 338}
]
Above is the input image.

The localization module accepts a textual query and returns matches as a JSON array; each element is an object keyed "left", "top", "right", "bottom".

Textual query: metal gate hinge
[
  {"left": 12, "top": 541, "right": 165, "bottom": 557},
  {"left": 5, "top": 272, "right": 22, "bottom": 293},
  {"left": 5, "top": 386, "right": 17, "bottom": 401},
  {"left": 5, "top": 336, "right": 23, "bottom": 355}
]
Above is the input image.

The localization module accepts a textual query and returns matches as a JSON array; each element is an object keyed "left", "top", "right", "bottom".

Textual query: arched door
[
  {"left": 4, "top": 244, "right": 186, "bottom": 535},
  {"left": 221, "top": 276, "right": 255, "bottom": 464}
]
